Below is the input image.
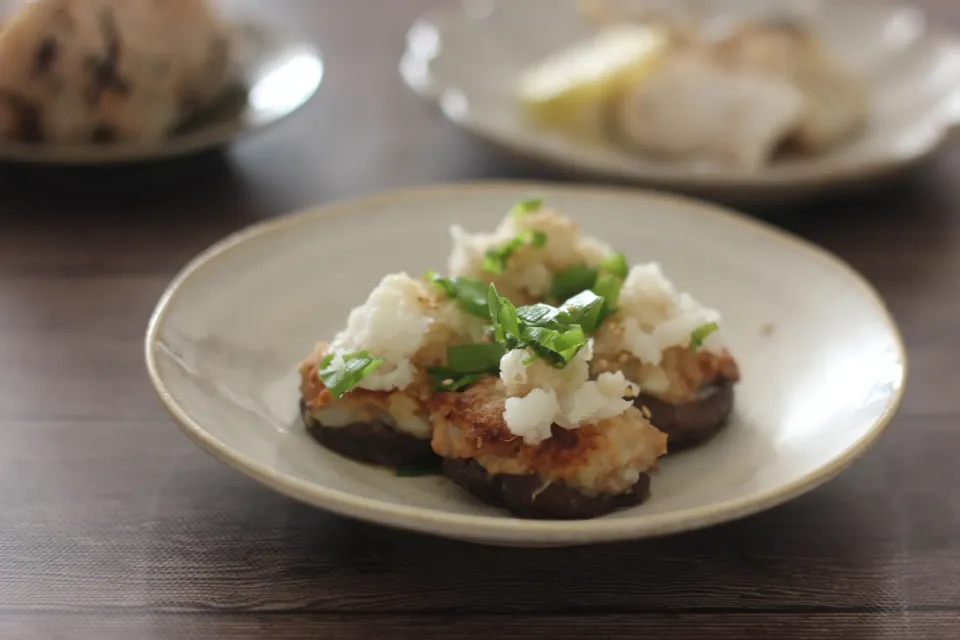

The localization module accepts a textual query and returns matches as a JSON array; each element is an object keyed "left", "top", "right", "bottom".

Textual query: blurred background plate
[
  {"left": 0, "top": 14, "right": 323, "bottom": 165},
  {"left": 400, "top": 0, "right": 960, "bottom": 207}
]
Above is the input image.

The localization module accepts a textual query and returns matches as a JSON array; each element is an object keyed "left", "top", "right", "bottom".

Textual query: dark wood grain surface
[{"left": 1, "top": 1, "right": 959, "bottom": 638}]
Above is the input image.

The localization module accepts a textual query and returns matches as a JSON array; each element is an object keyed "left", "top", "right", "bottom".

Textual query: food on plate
[
  {"left": 428, "top": 284, "right": 667, "bottom": 519},
  {"left": 613, "top": 51, "right": 806, "bottom": 170},
  {"left": 0, "top": 0, "right": 239, "bottom": 144},
  {"left": 590, "top": 263, "right": 740, "bottom": 448},
  {"left": 516, "top": 10, "right": 867, "bottom": 167},
  {"left": 297, "top": 198, "right": 741, "bottom": 517},
  {"left": 298, "top": 273, "right": 485, "bottom": 468},
  {"left": 516, "top": 24, "right": 670, "bottom": 141},
  {"left": 712, "top": 21, "right": 868, "bottom": 153},
  {"left": 447, "top": 197, "right": 621, "bottom": 305},
  {"left": 446, "top": 200, "right": 741, "bottom": 448}
]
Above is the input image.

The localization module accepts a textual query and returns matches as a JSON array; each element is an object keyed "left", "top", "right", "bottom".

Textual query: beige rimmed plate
[
  {"left": 400, "top": 0, "right": 960, "bottom": 206},
  {"left": 145, "top": 182, "right": 906, "bottom": 547},
  {"left": 0, "top": 16, "right": 322, "bottom": 165}
]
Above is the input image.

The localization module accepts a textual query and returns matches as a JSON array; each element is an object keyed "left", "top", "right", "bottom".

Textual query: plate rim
[
  {"left": 144, "top": 180, "right": 908, "bottom": 544},
  {"left": 399, "top": 0, "right": 960, "bottom": 190},
  {"left": 0, "top": 18, "right": 323, "bottom": 165}
]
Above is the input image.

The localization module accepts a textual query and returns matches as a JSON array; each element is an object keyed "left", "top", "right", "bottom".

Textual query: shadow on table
[
  {"left": 0, "top": 149, "right": 243, "bottom": 199},
  {"left": 0, "top": 147, "right": 273, "bottom": 235},
  {"left": 0, "top": 149, "right": 271, "bottom": 276},
  {"left": 135, "top": 451, "right": 892, "bottom": 616}
]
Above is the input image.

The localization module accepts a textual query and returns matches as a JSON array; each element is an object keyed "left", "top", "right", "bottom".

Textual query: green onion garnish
[
  {"left": 521, "top": 325, "right": 587, "bottom": 366},
  {"left": 482, "top": 229, "right": 548, "bottom": 275},
  {"left": 592, "top": 272, "right": 622, "bottom": 321},
  {"left": 510, "top": 197, "right": 544, "bottom": 216},
  {"left": 599, "top": 252, "right": 629, "bottom": 279},
  {"left": 487, "top": 284, "right": 523, "bottom": 346},
  {"left": 426, "top": 272, "right": 491, "bottom": 320},
  {"left": 428, "top": 342, "right": 508, "bottom": 392},
  {"left": 317, "top": 351, "right": 383, "bottom": 398},
  {"left": 548, "top": 263, "right": 598, "bottom": 303},
  {"left": 554, "top": 290, "right": 605, "bottom": 334},
  {"left": 429, "top": 278, "right": 616, "bottom": 388},
  {"left": 487, "top": 283, "right": 589, "bottom": 368},
  {"left": 445, "top": 342, "right": 507, "bottom": 373},
  {"left": 426, "top": 370, "right": 486, "bottom": 392},
  {"left": 690, "top": 322, "right": 720, "bottom": 352},
  {"left": 547, "top": 252, "right": 629, "bottom": 320},
  {"left": 516, "top": 302, "right": 561, "bottom": 328}
]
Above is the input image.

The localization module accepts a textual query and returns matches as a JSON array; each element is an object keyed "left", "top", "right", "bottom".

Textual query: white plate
[
  {"left": 0, "top": 17, "right": 322, "bottom": 165},
  {"left": 400, "top": 0, "right": 960, "bottom": 206},
  {"left": 145, "top": 182, "right": 906, "bottom": 547}
]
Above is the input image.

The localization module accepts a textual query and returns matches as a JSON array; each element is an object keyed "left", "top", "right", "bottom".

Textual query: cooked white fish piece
[
  {"left": 613, "top": 53, "right": 805, "bottom": 169},
  {"left": 712, "top": 21, "right": 869, "bottom": 152},
  {"left": 0, "top": 0, "right": 236, "bottom": 144}
]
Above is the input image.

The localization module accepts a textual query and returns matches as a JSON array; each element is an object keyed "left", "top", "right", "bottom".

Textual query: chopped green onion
[
  {"left": 395, "top": 458, "right": 444, "bottom": 477},
  {"left": 445, "top": 342, "right": 507, "bottom": 373},
  {"left": 428, "top": 324, "right": 510, "bottom": 393},
  {"left": 546, "top": 253, "right": 629, "bottom": 324},
  {"left": 516, "top": 302, "right": 562, "bottom": 328},
  {"left": 427, "top": 369, "right": 486, "bottom": 392},
  {"left": 592, "top": 272, "right": 622, "bottom": 320},
  {"left": 548, "top": 263, "right": 598, "bottom": 303},
  {"left": 425, "top": 270, "right": 452, "bottom": 295},
  {"left": 522, "top": 325, "right": 587, "bottom": 366},
  {"left": 482, "top": 229, "right": 548, "bottom": 275},
  {"left": 426, "top": 272, "right": 490, "bottom": 319},
  {"left": 317, "top": 351, "right": 383, "bottom": 398},
  {"left": 486, "top": 285, "right": 592, "bottom": 367},
  {"left": 690, "top": 322, "right": 720, "bottom": 352},
  {"left": 510, "top": 197, "right": 543, "bottom": 216},
  {"left": 599, "top": 252, "right": 629, "bottom": 279},
  {"left": 487, "top": 284, "right": 522, "bottom": 346},
  {"left": 555, "top": 290, "right": 606, "bottom": 335}
]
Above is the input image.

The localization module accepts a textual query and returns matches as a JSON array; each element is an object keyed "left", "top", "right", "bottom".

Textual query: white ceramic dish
[
  {"left": 400, "top": 0, "right": 960, "bottom": 206},
  {"left": 0, "top": 16, "right": 322, "bottom": 165},
  {"left": 145, "top": 182, "right": 906, "bottom": 547}
]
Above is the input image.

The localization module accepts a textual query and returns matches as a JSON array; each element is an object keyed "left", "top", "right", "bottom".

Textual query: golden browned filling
[
  {"left": 299, "top": 343, "right": 434, "bottom": 439},
  {"left": 297, "top": 272, "right": 489, "bottom": 441},
  {"left": 591, "top": 344, "right": 740, "bottom": 404},
  {"left": 429, "top": 378, "right": 667, "bottom": 495},
  {"left": 448, "top": 207, "right": 616, "bottom": 306}
]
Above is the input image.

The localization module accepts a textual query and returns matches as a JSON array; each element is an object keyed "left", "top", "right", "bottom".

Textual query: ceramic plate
[
  {"left": 0, "top": 15, "right": 322, "bottom": 165},
  {"left": 400, "top": 0, "right": 960, "bottom": 206},
  {"left": 145, "top": 182, "right": 906, "bottom": 547}
]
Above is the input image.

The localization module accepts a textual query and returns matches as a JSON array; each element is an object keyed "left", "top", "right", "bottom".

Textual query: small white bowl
[
  {"left": 400, "top": 0, "right": 960, "bottom": 206},
  {"left": 0, "top": 16, "right": 322, "bottom": 165},
  {"left": 145, "top": 182, "right": 906, "bottom": 547}
]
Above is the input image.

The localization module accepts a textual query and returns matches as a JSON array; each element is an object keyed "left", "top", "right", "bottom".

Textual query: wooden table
[{"left": 1, "top": 1, "right": 959, "bottom": 638}]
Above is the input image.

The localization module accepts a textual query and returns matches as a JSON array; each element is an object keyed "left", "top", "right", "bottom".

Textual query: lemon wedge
[{"left": 517, "top": 24, "right": 670, "bottom": 139}]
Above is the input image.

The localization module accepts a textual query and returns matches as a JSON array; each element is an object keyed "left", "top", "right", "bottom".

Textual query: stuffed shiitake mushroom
[
  {"left": 298, "top": 272, "right": 485, "bottom": 468},
  {"left": 447, "top": 200, "right": 740, "bottom": 449},
  {"left": 298, "top": 198, "right": 742, "bottom": 518},
  {"left": 427, "top": 284, "right": 667, "bottom": 519},
  {"left": 590, "top": 263, "right": 740, "bottom": 449},
  {"left": 447, "top": 198, "right": 618, "bottom": 306}
]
